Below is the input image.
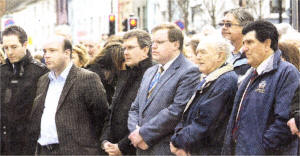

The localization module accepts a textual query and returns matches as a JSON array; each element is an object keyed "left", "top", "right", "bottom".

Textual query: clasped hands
[
  {"left": 170, "top": 142, "right": 190, "bottom": 156},
  {"left": 128, "top": 125, "right": 149, "bottom": 150}
]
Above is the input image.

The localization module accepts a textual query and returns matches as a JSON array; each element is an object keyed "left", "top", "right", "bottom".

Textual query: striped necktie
[{"left": 147, "top": 66, "right": 164, "bottom": 98}]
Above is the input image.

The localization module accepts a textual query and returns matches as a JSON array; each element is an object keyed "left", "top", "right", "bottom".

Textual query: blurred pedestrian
[
  {"left": 221, "top": 8, "right": 254, "bottom": 77},
  {"left": 183, "top": 39, "right": 199, "bottom": 64},
  {"left": 0, "top": 25, "right": 48, "bottom": 154},
  {"left": 0, "top": 47, "right": 5, "bottom": 64},
  {"left": 72, "top": 44, "right": 89, "bottom": 68},
  {"left": 287, "top": 85, "right": 300, "bottom": 138},
  {"left": 170, "top": 36, "right": 237, "bottom": 155},
  {"left": 87, "top": 42, "right": 124, "bottom": 105},
  {"left": 128, "top": 23, "right": 200, "bottom": 155},
  {"left": 279, "top": 42, "right": 300, "bottom": 71},
  {"left": 101, "top": 29, "right": 154, "bottom": 155},
  {"left": 222, "top": 20, "right": 300, "bottom": 155},
  {"left": 79, "top": 37, "right": 101, "bottom": 60},
  {"left": 29, "top": 35, "right": 108, "bottom": 155}
]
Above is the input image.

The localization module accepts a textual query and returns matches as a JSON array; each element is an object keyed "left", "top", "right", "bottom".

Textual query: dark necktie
[{"left": 232, "top": 70, "right": 258, "bottom": 141}]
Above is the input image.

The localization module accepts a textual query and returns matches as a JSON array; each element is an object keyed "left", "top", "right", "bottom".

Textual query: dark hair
[
  {"left": 91, "top": 42, "right": 124, "bottom": 72},
  {"left": 2, "top": 25, "right": 27, "bottom": 45},
  {"left": 279, "top": 42, "right": 300, "bottom": 71},
  {"left": 63, "top": 38, "right": 72, "bottom": 57},
  {"left": 224, "top": 8, "right": 254, "bottom": 27},
  {"left": 151, "top": 23, "right": 184, "bottom": 51},
  {"left": 242, "top": 20, "right": 279, "bottom": 51},
  {"left": 123, "top": 29, "right": 152, "bottom": 57}
]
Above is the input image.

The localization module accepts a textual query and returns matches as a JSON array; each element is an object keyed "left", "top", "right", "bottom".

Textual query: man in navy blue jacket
[
  {"left": 222, "top": 20, "right": 300, "bottom": 155},
  {"left": 170, "top": 36, "right": 238, "bottom": 155}
]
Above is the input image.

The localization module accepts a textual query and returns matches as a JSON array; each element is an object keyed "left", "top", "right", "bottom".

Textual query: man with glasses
[
  {"left": 128, "top": 23, "right": 200, "bottom": 155},
  {"left": 101, "top": 29, "right": 153, "bottom": 155},
  {"left": 220, "top": 8, "right": 254, "bottom": 77}
]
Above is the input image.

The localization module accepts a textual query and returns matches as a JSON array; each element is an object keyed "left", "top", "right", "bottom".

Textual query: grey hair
[
  {"left": 224, "top": 8, "right": 254, "bottom": 27},
  {"left": 198, "top": 35, "right": 233, "bottom": 61}
]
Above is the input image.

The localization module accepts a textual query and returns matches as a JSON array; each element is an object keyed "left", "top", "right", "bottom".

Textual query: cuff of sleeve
[
  {"left": 139, "top": 127, "right": 154, "bottom": 147},
  {"left": 118, "top": 137, "right": 136, "bottom": 155}
]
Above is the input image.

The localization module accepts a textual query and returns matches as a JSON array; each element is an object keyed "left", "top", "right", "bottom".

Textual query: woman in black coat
[{"left": 87, "top": 42, "right": 124, "bottom": 105}]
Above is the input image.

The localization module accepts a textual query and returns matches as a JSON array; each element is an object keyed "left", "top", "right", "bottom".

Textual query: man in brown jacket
[{"left": 29, "top": 35, "right": 108, "bottom": 155}]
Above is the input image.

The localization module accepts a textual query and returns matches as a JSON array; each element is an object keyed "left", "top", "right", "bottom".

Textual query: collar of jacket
[
  {"left": 259, "top": 49, "right": 281, "bottom": 75},
  {"left": 6, "top": 50, "right": 32, "bottom": 67},
  {"left": 244, "top": 49, "right": 282, "bottom": 78},
  {"left": 6, "top": 50, "right": 33, "bottom": 77},
  {"left": 198, "top": 63, "right": 234, "bottom": 92},
  {"left": 126, "top": 57, "right": 153, "bottom": 72}
]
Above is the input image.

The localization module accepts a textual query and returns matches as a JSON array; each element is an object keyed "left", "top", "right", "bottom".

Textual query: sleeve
[
  {"left": 84, "top": 72, "right": 109, "bottom": 137},
  {"left": 171, "top": 77, "right": 237, "bottom": 152},
  {"left": 262, "top": 68, "right": 300, "bottom": 149},
  {"left": 290, "top": 86, "right": 300, "bottom": 128},
  {"left": 118, "top": 134, "right": 136, "bottom": 155},
  {"left": 139, "top": 67, "right": 200, "bottom": 147},
  {"left": 127, "top": 72, "right": 146, "bottom": 132}
]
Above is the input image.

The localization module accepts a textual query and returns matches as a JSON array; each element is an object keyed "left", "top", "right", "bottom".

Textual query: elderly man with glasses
[{"left": 220, "top": 8, "right": 254, "bottom": 78}]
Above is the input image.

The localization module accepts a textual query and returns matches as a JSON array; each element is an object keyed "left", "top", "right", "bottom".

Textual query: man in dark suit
[
  {"left": 29, "top": 35, "right": 108, "bottom": 155},
  {"left": 128, "top": 23, "right": 200, "bottom": 155}
]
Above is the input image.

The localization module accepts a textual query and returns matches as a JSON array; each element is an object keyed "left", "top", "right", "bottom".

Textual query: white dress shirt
[{"left": 38, "top": 63, "right": 73, "bottom": 145}]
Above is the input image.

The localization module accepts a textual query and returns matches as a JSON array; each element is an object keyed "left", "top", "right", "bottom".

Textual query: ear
[
  {"left": 264, "top": 39, "right": 272, "bottom": 49},
  {"left": 142, "top": 46, "right": 149, "bottom": 57},
  {"left": 22, "top": 41, "right": 28, "bottom": 48},
  {"left": 65, "top": 49, "right": 71, "bottom": 56},
  {"left": 217, "top": 51, "right": 226, "bottom": 62},
  {"left": 174, "top": 41, "right": 180, "bottom": 50}
]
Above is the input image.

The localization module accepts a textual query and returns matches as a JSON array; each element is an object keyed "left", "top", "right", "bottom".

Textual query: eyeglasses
[{"left": 218, "top": 23, "right": 241, "bottom": 28}]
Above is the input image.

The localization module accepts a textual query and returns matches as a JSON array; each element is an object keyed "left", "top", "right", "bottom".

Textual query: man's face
[
  {"left": 221, "top": 13, "right": 243, "bottom": 43},
  {"left": 43, "top": 39, "right": 69, "bottom": 73},
  {"left": 82, "top": 40, "right": 98, "bottom": 59},
  {"left": 196, "top": 42, "right": 220, "bottom": 75},
  {"left": 123, "top": 37, "right": 148, "bottom": 67},
  {"left": 151, "top": 29, "right": 178, "bottom": 65},
  {"left": 243, "top": 31, "right": 268, "bottom": 68},
  {"left": 2, "top": 35, "right": 27, "bottom": 63}
]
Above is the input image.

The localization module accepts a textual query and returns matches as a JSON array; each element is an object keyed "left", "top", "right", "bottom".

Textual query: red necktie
[{"left": 232, "top": 70, "right": 258, "bottom": 141}]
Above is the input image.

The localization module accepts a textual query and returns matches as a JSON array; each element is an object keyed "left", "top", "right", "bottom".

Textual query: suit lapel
[
  {"left": 140, "top": 66, "right": 158, "bottom": 108},
  {"left": 56, "top": 65, "right": 78, "bottom": 111},
  {"left": 141, "top": 54, "right": 182, "bottom": 113},
  {"left": 31, "top": 75, "right": 50, "bottom": 117}
]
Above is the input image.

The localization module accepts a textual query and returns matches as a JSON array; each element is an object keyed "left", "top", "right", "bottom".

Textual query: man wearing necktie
[
  {"left": 128, "top": 23, "right": 200, "bottom": 155},
  {"left": 222, "top": 20, "right": 300, "bottom": 155}
]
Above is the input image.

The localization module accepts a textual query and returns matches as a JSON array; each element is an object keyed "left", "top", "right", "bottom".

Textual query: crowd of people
[{"left": 0, "top": 7, "right": 300, "bottom": 155}]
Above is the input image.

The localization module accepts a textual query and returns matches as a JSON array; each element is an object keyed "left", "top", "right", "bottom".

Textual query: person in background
[
  {"left": 29, "top": 35, "right": 108, "bottom": 155},
  {"left": 87, "top": 42, "right": 125, "bottom": 105},
  {"left": 221, "top": 8, "right": 254, "bottom": 77},
  {"left": 72, "top": 44, "right": 89, "bottom": 68},
  {"left": 183, "top": 39, "right": 199, "bottom": 64},
  {"left": 0, "top": 25, "right": 48, "bottom": 154},
  {"left": 170, "top": 36, "right": 238, "bottom": 155},
  {"left": 287, "top": 85, "right": 300, "bottom": 139},
  {"left": 0, "top": 46, "right": 5, "bottom": 64},
  {"left": 101, "top": 29, "right": 154, "bottom": 155},
  {"left": 222, "top": 20, "right": 300, "bottom": 155},
  {"left": 279, "top": 42, "right": 300, "bottom": 71},
  {"left": 79, "top": 37, "right": 101, "bottom": 60},
  {"left": 128, "top": 23, "right": 200, "bottom": 155}
]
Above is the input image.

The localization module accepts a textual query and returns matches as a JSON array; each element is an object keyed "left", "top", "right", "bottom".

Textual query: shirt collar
[
  {"left": 48, "top": 62, "right": 73, "bottom": 81},
  {"left": 256, "top": 53, "right": 274, "bottom": 75}
]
